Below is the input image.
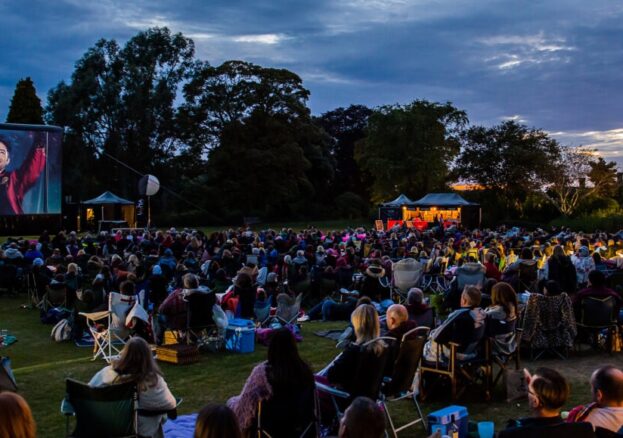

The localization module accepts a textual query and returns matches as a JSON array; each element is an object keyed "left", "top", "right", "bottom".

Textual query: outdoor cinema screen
[{"left": 0, "top": 124, "right": 62, "bottom": 216}]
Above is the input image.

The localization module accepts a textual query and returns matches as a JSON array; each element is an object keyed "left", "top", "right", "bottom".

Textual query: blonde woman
[{"left": 324, "top": 304, "right": 387, "bottom": 399}]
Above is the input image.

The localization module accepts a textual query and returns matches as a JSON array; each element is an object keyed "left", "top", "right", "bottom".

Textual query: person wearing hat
[{"left": 360, "top": 260, "right": 390, "bottom": 302}]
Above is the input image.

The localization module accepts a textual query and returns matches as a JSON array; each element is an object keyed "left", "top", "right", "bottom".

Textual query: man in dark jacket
[
  {"left": 384, "top": 304, "right": 417, "bottom": 377},
  {"left": 423, "top": 286, "right": 485, "bottom": 362}
]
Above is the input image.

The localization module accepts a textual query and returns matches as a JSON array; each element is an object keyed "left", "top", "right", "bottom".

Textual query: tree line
[{"left": 5, "top": 27, "right": 620, "bottom": 226}]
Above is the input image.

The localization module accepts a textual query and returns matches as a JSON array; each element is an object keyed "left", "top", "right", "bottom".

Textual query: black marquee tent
[
  {"left": 379, "top": 192, "right": 481, "bottom": 228},
  {"left": 82, "top": 191, "right": 135, "bottom": 231},
  {"left": 413, "top": 193, "right": 475, "bottom": 207},
  {"left": 378, "top": 194, "right": 416, "bottom": 222}
]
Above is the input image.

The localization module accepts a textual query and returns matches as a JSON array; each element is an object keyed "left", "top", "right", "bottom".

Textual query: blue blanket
[{"left": 164, "top": 413, "right": 197, "bottom": 438}]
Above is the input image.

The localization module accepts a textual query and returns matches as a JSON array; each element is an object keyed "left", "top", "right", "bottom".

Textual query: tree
[
  {"left": 180, "top": 60, "right": 311, "bottom": 156},
  {"left": 588, "top": 156, "right": 618, "bottom": 198},
  {"left": 181, "top": 60, "right": 334, "bottom": 218},
  {"left": 546, "top": 147, "right": 594, "bottom": 216},
  {"left": 203, "top": 111, "right": 313, "bottom": 219},
  {"left": 355, "top": 100, "right": 467, "bottom": 204},
  {"left": 454, "top": 121, "right": 561, "bottom": 215},
  {"left": 46, "top": 27, "right": 196, "bottom": 202},
  {"left": 6, "top": 77, "right": 44, "bottom": 124},
  {"left": 315, "top": 105, "right": 373, "bottom": 197}
]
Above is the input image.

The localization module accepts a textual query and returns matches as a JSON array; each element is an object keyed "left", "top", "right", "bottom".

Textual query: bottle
[{"left": 449, "top": 414, "right": 459, "bottom": 438}]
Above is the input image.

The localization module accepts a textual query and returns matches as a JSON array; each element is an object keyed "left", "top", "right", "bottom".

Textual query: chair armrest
[
  {"left": 60, "top": 398, "right": 74, "bottom": 416},
  {"left": 79, "top": 310, "right": 110, "bottom": 321},
  {"left": 315, "top": 381, "right": 350, "bottom": 399},
  {"left": 137, "top": 397, "right": 183, "bottom": 419}
]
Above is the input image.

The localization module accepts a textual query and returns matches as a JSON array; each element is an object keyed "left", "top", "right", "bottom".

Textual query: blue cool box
[
  {"left": 225, "top": 318, "right": 255, "bottom": 353},
  {"left": 427, "top": 405, "right": 469, "bottom": 437}
]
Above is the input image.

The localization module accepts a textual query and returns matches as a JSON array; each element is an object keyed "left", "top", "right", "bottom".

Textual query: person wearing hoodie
[
  {"left": 571, "top": 246, "right": 595, "bottom": 289},
  {"left": 4, "top": 243, "right": 23, "bottom": 260},
  {"left": 424, "top": 286, "right": 486, "bottom": 362}
]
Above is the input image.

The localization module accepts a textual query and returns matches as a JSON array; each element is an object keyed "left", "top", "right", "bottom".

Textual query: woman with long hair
[
  {"left": 89, "top": 337, "right": 176, "bottom": 438},
  {"left": 488, "top": 282, "right": 518, "bottom": 321},
  {"left": 0, "top": 392, "right": 36, "bottom": 438},
  {"left": 486, "top": 282, "right": 519, "bottom": 355},
  {"left": 547, "top": 245, "right": 577, "bottom": 293},
  {"left": 194, "top": 404, "right": 242, "bottom": 438},
  {"left": 227, "top": 328, "right": 315, "bottom": 435}
]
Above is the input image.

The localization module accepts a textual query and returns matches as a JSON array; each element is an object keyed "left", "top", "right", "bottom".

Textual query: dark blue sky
[{"left": 1, "top": 0, "right": 622, "bottom": 163}]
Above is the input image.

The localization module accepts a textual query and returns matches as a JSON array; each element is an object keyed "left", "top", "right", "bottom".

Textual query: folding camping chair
[
  {"left": 79, "top": 291, "right": 146, "bottom": 362},
  {"left": 181, "top": 289, "right": 217, "bottom": 345},
  {"left": 255, "top": 385, "right": 319, "bottom": 438},
  {"left": 521, "top": 292, "right": 576, "bottom": 360},
  {"left": 380, "top": 326, "right": 430, "bottom": 437},
  {"left": 420, "top": 324, "right": 491, "bottom": 402},
  {"left": 315, "top": 337, "right": 393, "bottom": 423},
  {"left": 254, "top": 300, "right": 273, "bottom": 327},
  {"left": 61, "top": 378, "right": 138, "bottom": 438},
  {"left": 487, "top": 317, "right": 521, "bottom": 389},
  {"left": 275, "top": 293, "right": 303, "bottom": 326},
  {"left": 392, "top": 258, "right": 424, "bottom": 303},
  {"left": 575, "top": 296, "right": 619, "bottom": 354}
]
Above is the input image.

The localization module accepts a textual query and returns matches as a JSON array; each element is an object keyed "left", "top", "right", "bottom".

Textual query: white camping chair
[
  {"left": 80, "top": 291, "right": 147, "bottom": 363},
  {"left": 392, "top": 258, "right": 424, "bottom": 303}
]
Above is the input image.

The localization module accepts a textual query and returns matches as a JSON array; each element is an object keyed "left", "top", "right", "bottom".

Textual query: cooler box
[
  {"left": 427, "top": 405, "right": 469, "bottom": 437},
  {"left": 225, "top": 318, "right": 255, "bottom": 353}
]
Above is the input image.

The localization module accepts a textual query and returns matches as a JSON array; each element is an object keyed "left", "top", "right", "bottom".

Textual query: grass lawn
[{"left": 0, "top": 294, "right": 610, "bottom": 438}]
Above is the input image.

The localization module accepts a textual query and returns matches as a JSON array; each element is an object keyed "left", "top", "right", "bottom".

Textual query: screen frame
[{"left": 0, "top": 123, "right": 63, "bottom": 216}]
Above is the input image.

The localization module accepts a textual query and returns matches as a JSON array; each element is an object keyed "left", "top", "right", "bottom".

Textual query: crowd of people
[{"left": 1, "top": 222, "right": 623, "bottom": 437}]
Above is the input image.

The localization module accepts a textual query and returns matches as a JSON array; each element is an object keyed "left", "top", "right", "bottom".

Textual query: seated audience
[
  {"left": 384, "top": 304, "right": 417, "bottom": 374},
  {"left": 227, "top": 328, "right": 315, "bottom": 436},
  {"left": 194, "top": 404, "right": 242, "bottom": 438},
  {"left": 157, "top": 273, "right": 200, "bottom": 342},
  {"left": 338, "top": 396, "right": 386, "bottom": 438},
  {"left": 484, "top": 252, "right": 502, "bottom": 281},
  {"left": 486, "top": 281, "right": 518, "bottom": 355},
  {"left": 89, "top": 337, "right": 176, "bottom": 438},
  {"left": 323, "top": 304, "right": 388, "bottom": 400},
  {"left": 360, "top": 260, "right": 390, "bottom": 303},
  {"left": 499, "top": 367, "right": 595, "bottom": 438},
  {"left": 424, "top": 286, "right": 485, "bottom": 362},
  {"left": 232, "top": 272, "right": 255, "bottom": 319},
  {"left": 547, "top": 245, "right": 577, "bottom": 293},
  {"left": 405, "top": 287, "right": 434, "bottom": 327},
  {"left": 386, "top": 304, "right": 417, "bottom": 340},
  {"left": 567, "top": 365, "right": 623, "bottom": 434},
  {"left": 574, "top": 270, "right": 622, "bottom": 320},
  {"left": 0, "top": 392, "right": 36, "bottom": 438}
]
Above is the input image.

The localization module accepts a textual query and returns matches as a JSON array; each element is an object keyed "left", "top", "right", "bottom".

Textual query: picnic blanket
[
  {"left": 314, "top": 329, "right": 345, "bottom": 341},
  {"left": 164, "top": 413, "right": 197, "bottom": 438}
]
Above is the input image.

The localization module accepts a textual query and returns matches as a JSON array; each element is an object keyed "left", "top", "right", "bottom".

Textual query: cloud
[
  {"left": 551, "top": 129, "right": 623, "bottom": 165},
  {"left": 478, "top": 32, "right": 576, "bottom": 71},
  {"left": 501, "top": 115, "right": 528, "bottom": 123},
  {"left": 231, "top": 34, "right": 287, "bottom": 45}
]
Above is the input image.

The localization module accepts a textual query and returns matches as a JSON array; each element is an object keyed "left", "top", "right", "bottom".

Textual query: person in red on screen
[{"left": 0, "top": 137, "right": 46, "bottom": 215}]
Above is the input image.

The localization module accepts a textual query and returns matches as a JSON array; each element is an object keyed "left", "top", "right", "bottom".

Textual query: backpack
[{"left": 51, "top": 319, "right": 72, "bottom": 342}]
